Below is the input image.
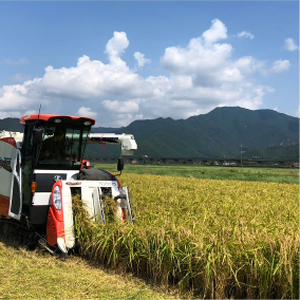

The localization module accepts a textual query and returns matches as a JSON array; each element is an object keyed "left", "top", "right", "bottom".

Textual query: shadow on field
[{"left": 0, "top": 219, "right": 39, "bottom": 251}]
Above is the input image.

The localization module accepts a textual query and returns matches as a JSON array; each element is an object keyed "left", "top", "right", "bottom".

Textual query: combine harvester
[{"left": 0, "top": 114, "right": 137, "bottom": 255}]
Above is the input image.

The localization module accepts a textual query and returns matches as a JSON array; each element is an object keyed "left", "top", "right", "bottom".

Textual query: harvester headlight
[{"left": 53, "top": 185, "right": 62, "bottom": 210}]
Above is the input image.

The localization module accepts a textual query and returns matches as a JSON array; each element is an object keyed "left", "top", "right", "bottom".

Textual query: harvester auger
[{"left": 0, "top": 114, "right": 137, "bottom": 255}]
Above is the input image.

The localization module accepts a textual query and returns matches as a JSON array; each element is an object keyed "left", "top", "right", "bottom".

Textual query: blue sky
[{"left": 0, "top": 1, "right": 299, "bottom": 127}]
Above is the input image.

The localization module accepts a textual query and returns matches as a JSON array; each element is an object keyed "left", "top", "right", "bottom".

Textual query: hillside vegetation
[
  {"left": 0, "top": 117, "right": 23, "bottom": 132},
  {"left": 91, "top": 107, "right": 299, "bottom": 159},
  {"left": 243, "top": 143, "right": 299, "bottom": 160},
  {"left": 1, "top": 107, "right": 298, "bottom": 159}
]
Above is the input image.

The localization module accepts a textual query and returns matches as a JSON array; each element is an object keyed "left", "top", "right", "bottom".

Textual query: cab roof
[{"left": 20, "top": 114, "right": 95, "bottom": 126}]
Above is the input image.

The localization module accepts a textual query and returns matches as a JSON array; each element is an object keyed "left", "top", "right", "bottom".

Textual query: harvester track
[
  {"left": 0, "top": 217, "right": 42, "bottom": 251},
  {"left": 0, "top": 217, "right": 72, "bottom": 257}
]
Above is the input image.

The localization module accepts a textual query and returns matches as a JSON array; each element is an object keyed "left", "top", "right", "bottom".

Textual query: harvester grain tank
[{"left": 0, "top": 114, "right": 137, "bottom": 255}]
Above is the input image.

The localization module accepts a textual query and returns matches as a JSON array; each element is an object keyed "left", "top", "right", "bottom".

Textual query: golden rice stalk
[{"left": 72, "top": 174, "right": 299, "bottom": 299}]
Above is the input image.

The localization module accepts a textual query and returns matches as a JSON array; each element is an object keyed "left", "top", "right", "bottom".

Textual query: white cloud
[
  {"left": 10, "top": 73, "right": 32, "bottom": 83},
  {"left": 270, "top": 59, "right": 290, "bottom": 73},
  {"left": 284, "top": 38, "right": 299, "bottom": 51},
  {"left": 4, "top": 57, "right": 29, "bottom": 65},
  {"left": 234, "top": 56, "right": 265, "bottom": 74},
  {"left": 105, "top": 31, "right": 129, "bottom": 58},
  {"left": 0, "top": 21, "right": 288, "bottom": 126},
  {"left": 77, "top": 106, "right": 97, "bottom": 118},
  {"left": 161, "top": 20, "right": 232, "bottom": 86},
  {"left": 295, "top": 105, "right": 300, "bottom": 118},
  {"left": 101, "top": 99, "right": 141, "bottom": 127},
  {"left": 101, "top": 99, "right": 139, "bottom": 114},
  {"left": 202, "top": 19, "right": 227, "bottom": 44},
  {"left": 0, "top": 84, "right": 38, "bottom": 110},
  {"left": 134, "top": 52, "right": 151, "bottom": 68},
  {"left": 237, "top": 31, "right": 255, "bottom": 40}
]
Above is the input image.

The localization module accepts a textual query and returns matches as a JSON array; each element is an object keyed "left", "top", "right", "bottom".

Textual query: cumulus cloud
[
  {"left": 161, "top": 19, "right": 232, "bottom": 86},
  {"left": 105, "top": 31, "right": 129, "bottom": 58},
  {"left": 102, "top": 99, "right": 140, "bottom": 114},
  {"left": 77, "top": 106, "right": 97, "bottom": 118},
  {"left": 134, "top": 52, "right": 151, "bottom": 68},
  {"left": 233, "top": 56, "right": 265, "bottom": 74},
  {"left": 270, "top": 59, "right": 290, "bottom": 73},
  {"left": 284, "top": 38, "right": 299, "bottom": 51},
  {"left": 238, "top": 31, "right": 255, "bottom": 40},
  {"left": 202, "top": 19, "right": 227, "bottom": 44},
  {"left": 0, "top": 20, "right": 289, "bottom": 126}
]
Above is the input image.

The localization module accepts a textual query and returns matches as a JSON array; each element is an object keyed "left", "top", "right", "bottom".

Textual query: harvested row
[{"left": 73, "top": 173, "right": 299, "bottom": 299}]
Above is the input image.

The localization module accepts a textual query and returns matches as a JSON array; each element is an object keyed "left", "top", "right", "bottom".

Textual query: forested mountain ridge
[
  {"left": 92, "top": 107, "right": 299, "bottom": 159},
  {"left": 0, "top": 107, "right": 298, "bottom": 159}
]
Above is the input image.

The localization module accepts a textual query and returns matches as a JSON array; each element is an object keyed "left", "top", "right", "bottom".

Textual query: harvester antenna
[
  {"left": 38, "top": 104, "right": 41, "bottom": 120},
  {"left": 36, "top": 104, "right": 42, "bottom": 129}
]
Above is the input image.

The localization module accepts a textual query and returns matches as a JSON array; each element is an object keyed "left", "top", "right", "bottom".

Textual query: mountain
[
  {"left": 0, "top": 107, "right": 299, "bottom": 159},
  {"left": 0, "top": 118, "right": 23, "bottom": 132},
  {"left": 91, "top": 107, "right": 299, "bottom": 159},
  {"left": 243, "top": 144, "right": 299, "bottom": 161}
]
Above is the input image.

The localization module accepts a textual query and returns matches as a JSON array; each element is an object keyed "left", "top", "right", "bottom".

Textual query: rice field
[{"left": 73, "top": 173, "right": 299, "bottom": 299}]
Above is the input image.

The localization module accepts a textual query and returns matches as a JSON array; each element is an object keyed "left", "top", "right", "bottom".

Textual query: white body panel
[
  {"left": 32, "top": 169, "right": 78, "bottom": 206},
  {"left": 0, "top": 138, "right": 22, "bottom": 219},
  {"left": 10, "top": 151, "right": 22, "bottom": 219},
  {"left": 88, "top": 133, "right": 137, "bottom": 156},
  {"left": 61, "top": 182, "right": 75, "bottom": 249},
  {"left": 0, "top": 141, "right": 17, "bottom": 197},
  {"left": 31, "top": 192, "right": 52, "bottom": 206},
  {"left": 33, "top": 169, "right": 78, "bottom": 179}
]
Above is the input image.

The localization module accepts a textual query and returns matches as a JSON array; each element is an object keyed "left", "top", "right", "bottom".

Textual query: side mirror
[
  {"left": 33, "top": 128, "right": 43, "bottom": 146},
  {"left": 117, "top": 157, "right": 124, "bottom": 172}
]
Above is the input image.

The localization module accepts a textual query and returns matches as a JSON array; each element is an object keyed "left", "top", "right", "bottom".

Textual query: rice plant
[{"left": 72, "top": 174, "right": 299, "bottom": 299}]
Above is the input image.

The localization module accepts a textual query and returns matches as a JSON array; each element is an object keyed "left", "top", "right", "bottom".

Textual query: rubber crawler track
[
  {"left": 0, "top": 217, "right": 72, "bottom": 257},
  {"left": 0, "top": 217, "right": 47, "bottom": 252}
]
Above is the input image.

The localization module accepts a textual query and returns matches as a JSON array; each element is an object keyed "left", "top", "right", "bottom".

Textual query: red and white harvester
[{"left": 0, "top": 114, "right": 137, "bottom": 255}]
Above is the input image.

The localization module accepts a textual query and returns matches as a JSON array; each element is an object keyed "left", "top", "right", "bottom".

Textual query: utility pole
[{"left": 240, "top": 143, "right": 243, "bottom": 168}]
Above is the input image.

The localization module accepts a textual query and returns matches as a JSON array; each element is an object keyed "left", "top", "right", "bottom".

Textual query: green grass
[{"left": 95, "top": 163, "right": 299, "bottom": 184}]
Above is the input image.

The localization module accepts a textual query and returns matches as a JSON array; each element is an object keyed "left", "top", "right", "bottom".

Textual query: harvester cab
[{"left": 0, "top": 114, "right": 137, "bottom": 255}]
